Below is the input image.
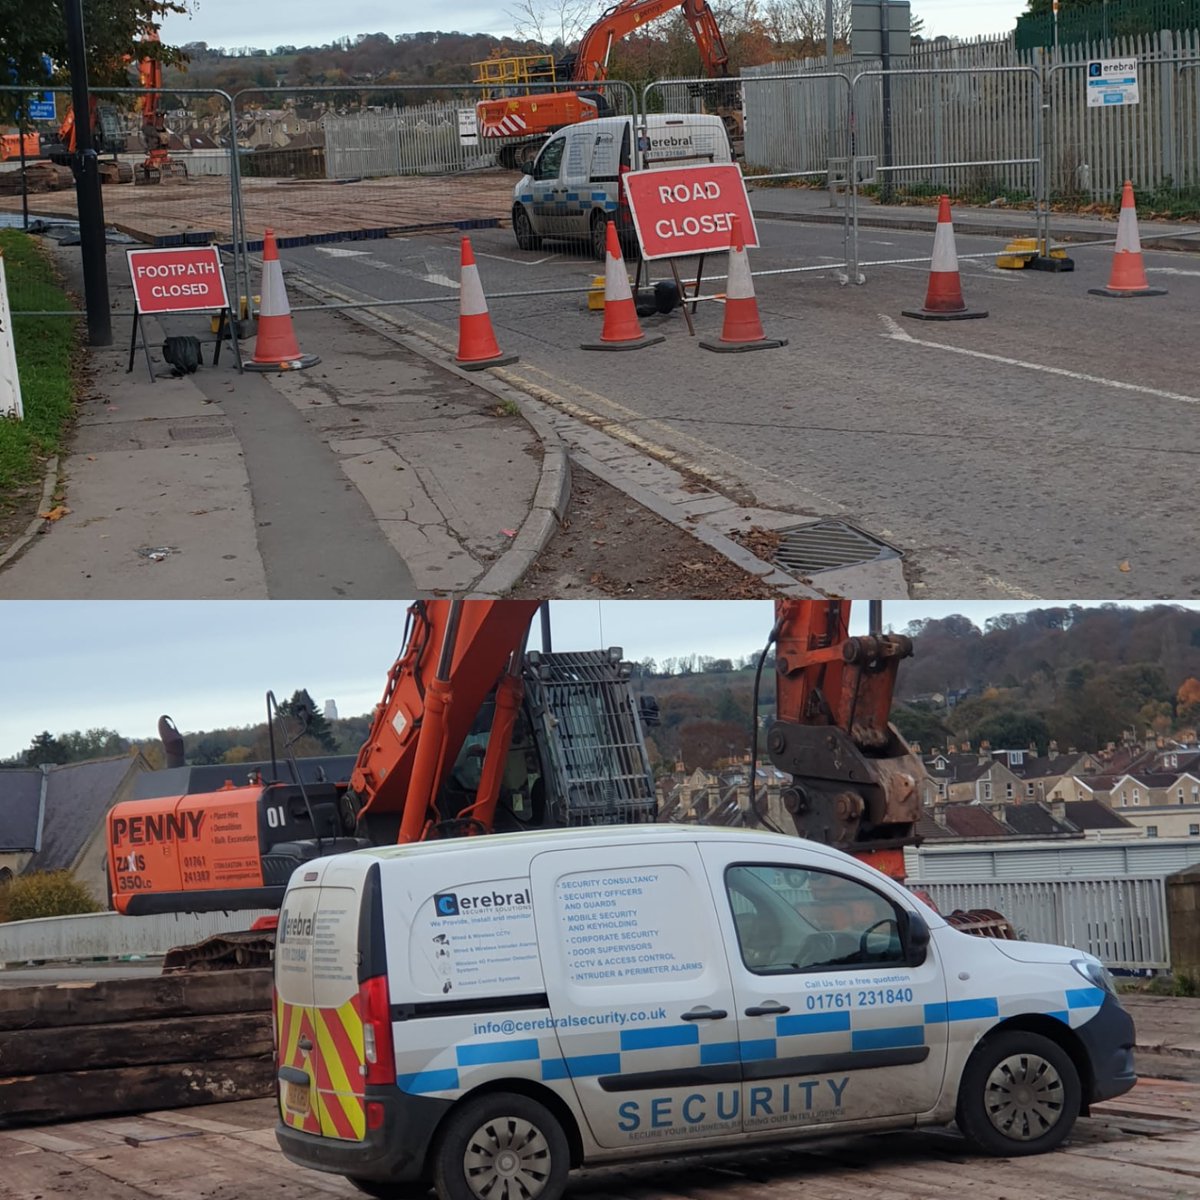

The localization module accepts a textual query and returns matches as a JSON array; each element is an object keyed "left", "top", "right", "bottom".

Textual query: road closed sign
[
  {"left": 127, "top": 246, "right": 230, "bottom": 314},
  {"left": 624, "top": 163, "right": 758, "bottom": 260}
]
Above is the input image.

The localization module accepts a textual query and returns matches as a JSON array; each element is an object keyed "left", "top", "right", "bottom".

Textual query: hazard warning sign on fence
[{"left": 624, "top": 163, "right": 758, "bottom": 260}]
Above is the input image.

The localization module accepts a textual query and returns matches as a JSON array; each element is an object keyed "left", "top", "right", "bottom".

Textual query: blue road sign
[{"left": 26, "top": 93, "right": 56, "bottom": 121}]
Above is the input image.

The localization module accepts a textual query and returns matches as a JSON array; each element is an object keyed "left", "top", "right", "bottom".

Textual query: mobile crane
[{"left": 475, "top": 0, "right": 740, "bottom": 169}]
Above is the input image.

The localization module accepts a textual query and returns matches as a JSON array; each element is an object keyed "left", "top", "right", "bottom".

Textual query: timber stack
[{"left": 0, "top": 970, "right": 273, "bottom": 1125}]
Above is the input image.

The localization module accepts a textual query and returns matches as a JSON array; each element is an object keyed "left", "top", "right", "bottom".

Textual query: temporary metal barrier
[
  {"left": 0, "top": 907, "right": 275, "bottom": 965},
  {"left": 644, "top": 72, "right": 860, "bottom": 282},
  {"left": 230, "top": 81, "right": 640, "bottom": 313},
  {"left": 849, "top": 65, "right": 1044, "bottom": 279},
  {"left": 0, "top": 84, "right": 240, "bottom": 318},
  {"left": 910, "top": 877, "right": 1170, "bottom": 971}
]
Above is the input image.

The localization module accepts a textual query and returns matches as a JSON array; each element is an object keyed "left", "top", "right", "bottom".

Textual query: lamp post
[{"left": 64, "top": 0, "right": 112, "bottom": 346}]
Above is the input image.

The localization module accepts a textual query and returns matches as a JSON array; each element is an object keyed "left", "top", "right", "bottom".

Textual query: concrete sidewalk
[
  {"left": 0, "top": 239, "right": 564, "bottom": 599},
  {"left": 749, "top": 184, "right": 1200, "bottom": 252}
]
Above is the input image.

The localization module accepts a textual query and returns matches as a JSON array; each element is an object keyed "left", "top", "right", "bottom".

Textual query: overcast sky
[
  {"left": 159, "top": 2, "right": 1027, "bottom": 54},
  {"left": 1, "top": 600, "right": 1194, "bottom": 759}
]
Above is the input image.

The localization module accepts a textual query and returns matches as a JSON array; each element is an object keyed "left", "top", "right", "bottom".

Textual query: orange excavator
[
  {"left": 475, "top": 0, "right": 739, "bottom": 169},
  {"left": 134, "top": 29, "right": 187, "bottom": 184},
  {"left": 106, "top": 599, "right": 1008, "bottom": 969},
  {"left": 45, "top": 30, "right": 184, "bottom": 184}
]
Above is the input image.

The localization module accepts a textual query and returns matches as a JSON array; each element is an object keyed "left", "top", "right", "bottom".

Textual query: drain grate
[{"left": 772, "top": 520, "right": 902, "bottom": 575}]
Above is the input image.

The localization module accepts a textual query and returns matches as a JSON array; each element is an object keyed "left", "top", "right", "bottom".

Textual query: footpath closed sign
[
  {"left": 624, "top": 163, "right": 758, "bottom": 260},
  {"left": 1087, "top": 58, "right": 1140, "bottom": 107},
  {"left": 127, "top": 246, "right": 230, "bottom": 314}
]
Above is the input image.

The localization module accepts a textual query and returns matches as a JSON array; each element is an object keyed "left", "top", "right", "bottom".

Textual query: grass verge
[{"left": 0, "top": 230, "right": 79, "bottom": 516}]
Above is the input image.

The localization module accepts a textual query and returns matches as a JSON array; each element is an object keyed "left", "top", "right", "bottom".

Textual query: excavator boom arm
[
  {"left": 573, "top": 0, "right": 731, "bottom": 82},
  {"left": 348, "top": 601, "right": 542, "bottom": 838},
  {"left": 767, "top": 601, "right": 924, "bottom": 871}
]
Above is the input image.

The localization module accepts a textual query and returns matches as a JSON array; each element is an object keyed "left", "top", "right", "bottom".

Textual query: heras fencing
[{"left": 0, "top": 83, "right": 240, "bottom": 318}]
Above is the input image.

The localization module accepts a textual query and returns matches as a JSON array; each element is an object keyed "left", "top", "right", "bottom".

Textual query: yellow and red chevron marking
[
  {"left": 313, "top": 993, "right": 366, "bottom": 1141},
  {"left": 276, "top": 996, "right": 322, "bottom": 1135}
]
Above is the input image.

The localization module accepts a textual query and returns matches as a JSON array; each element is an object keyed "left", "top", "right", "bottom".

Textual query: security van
[
  {"left": 274, "top": 825, "right": 1136, "bottom": 1200},
  {"left": 511, "top": 114, "right": 734, "bottom": 260}
]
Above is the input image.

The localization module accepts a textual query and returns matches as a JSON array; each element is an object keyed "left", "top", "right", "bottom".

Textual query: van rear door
[
  {"left": 276, "top": 863, "right": 369, "bottom": 1141},
  {"left": 530, "top": 841, "right": 741, "bottom": 1150}
]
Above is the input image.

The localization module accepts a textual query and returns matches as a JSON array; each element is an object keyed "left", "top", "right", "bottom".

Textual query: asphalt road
[{"left": 285, "top": 218, "right": 1200, "bottom": 599}]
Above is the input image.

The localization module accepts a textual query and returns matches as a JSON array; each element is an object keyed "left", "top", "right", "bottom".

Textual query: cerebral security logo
[
  {"left": 435, "top": 893, "right": 460, "bottom": 917},
  {"left": 1089, "top": 62, "right": 1102, "bottom": 77}
]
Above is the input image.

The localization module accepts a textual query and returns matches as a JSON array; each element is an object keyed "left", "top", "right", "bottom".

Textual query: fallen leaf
[
  {"left": 39, "top": 505, "right": 71, "bottom": 522},
  {"left": 1118, "top": 560, "right": 1131, "bottom": 572}
]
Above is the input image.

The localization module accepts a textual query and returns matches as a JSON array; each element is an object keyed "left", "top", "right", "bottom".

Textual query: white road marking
[
  {"left": 1146, "top": 266, "right": 1200, "bottom": 277},
  {"left": 314, "top": 246, "right": 371, "bottom": 257},
  {"left": 879, "top": 313, "right": 1200, "bottom": 405},
  {"left": 420, "top": 272, "right": 460, "bottom": 290},
  {"left": 478, "top": 251, "right": 561, "bottom": 265}
]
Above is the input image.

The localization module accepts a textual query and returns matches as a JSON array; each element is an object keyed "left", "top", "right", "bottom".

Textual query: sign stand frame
[
  {"left": 634, "top": 254, "right": 706, "bottom": 338},
  {"left": 126, "top": 303, "right": 244, "bottom": 381}
]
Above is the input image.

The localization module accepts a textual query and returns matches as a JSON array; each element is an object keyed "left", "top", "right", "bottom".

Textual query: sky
[
  {"left": 158, "top": 1, "right": 1029, "bottom": 56},
  {"left": 1, "top": 599, "right": 1195, "bottom": 759}
]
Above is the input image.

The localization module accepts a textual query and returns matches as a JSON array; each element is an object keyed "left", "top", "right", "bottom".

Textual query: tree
[
  {"left": 972, "top": 711, "right": 1050, "bottom": 756},
  {"left": 25, "top": 732, "right": 68, "bottom": 766},
  {"left": 507, "top": 0, "right": 601, "bottom": 48},
  {"left": 0, "top": 1, "right": 188, "bottom": 123},
  {"left": 277, "top": 689, "right": 338, "bottom": 753}
]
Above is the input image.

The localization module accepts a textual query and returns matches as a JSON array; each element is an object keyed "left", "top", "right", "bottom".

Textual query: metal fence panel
[{"left": 910, "top": 877, "right": 1170, "bottom": 970}]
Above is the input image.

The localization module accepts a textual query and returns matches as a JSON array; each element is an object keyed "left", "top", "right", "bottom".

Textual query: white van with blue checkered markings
[
  {"left": 275, "top": 824, "right": 1136, "bottom": 1200},
  {"left": 511, "top": 114, "right": 733, "bottom": 260}
]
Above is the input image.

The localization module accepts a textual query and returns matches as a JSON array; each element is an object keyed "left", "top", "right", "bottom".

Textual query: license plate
[{"left": 283, "top": 1079, "right": 310, "bottom": 1115}]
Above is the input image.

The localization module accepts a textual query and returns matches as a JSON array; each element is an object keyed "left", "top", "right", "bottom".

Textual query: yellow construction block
[
  {"left": 588, "top": 275, "right": 633, "bottom": 310},
  {"left": 996, "top": 237, "right": 1039, "bottom": 269},
  {"left": 996, "top": 238, "right": 1073, "bottom": 270}
]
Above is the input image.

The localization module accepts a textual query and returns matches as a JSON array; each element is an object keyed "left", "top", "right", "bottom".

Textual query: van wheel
[
  {"left": 347, "top": 1179, "right": 430, "bottom": 1199},
  {"left": 513, "top": 206, "right": 541, "bottom": 251},
  {"left": 434, "top": 1092, "right": 568, "bottom": 1200},
  {"left": 956, "top": 1030, "right": 1081, "bottom": 1156},
  {"left": 590, "top": 213, "right": 609, "bottom": 261}
]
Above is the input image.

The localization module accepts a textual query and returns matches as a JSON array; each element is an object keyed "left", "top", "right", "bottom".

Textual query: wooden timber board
[
  {"left": 0, "top": 1011, "right": 272, "bottom": 1075},
  {"left": 0, "top": 968, "right": 271, "bottom": 1031},
  {"left": 0, "top": 172, "right": 515, "bottom": 246},
  {"left": 0, "top": 1056, "right": 274, "bottom": 1125}
]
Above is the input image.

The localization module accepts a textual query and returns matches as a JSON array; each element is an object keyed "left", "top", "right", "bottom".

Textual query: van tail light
[
  {"left": 271, "top": 985, "right": 279, "bottom": 1058},
  {"left": 618, "top": 163, "right": 631, "bottom": 212},
  {"left": 359, "top": 974, "right": 395, "bottom": 1087}
]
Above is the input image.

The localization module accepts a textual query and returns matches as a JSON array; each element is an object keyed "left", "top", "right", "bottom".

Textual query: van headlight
[{"left": 1072, "top": 957, "right": 1115, "bottom": 996}]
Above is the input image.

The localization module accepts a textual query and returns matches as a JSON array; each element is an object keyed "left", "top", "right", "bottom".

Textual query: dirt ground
[{"left": 510, "top": 464, "right": 776, "bottom": 599}]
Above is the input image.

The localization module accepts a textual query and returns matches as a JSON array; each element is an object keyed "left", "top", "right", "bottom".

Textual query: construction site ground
[
  {"left": 3, "top": 1074, "right": 1196, "bottom": 1200},
  {"left": 0, "top": 172, "right": 514, "bottom": 245}
]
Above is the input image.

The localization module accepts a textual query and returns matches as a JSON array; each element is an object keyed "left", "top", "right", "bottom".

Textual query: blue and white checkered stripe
[{"left": 394, "top": 986, "right": 1109, "bottom": 1096}]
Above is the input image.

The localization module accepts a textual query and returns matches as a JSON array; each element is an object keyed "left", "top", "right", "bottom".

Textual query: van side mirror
[
  {"left": 518, "top": 158, "right": 534, "bottom": 176},
  {"left": 903, "top": 909, "right": 931, "bottom": 966}
]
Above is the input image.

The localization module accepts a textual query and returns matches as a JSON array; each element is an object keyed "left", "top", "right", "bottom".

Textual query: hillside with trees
[{"left": 4, "top": 606, "right": 1197, "bottom": 776}]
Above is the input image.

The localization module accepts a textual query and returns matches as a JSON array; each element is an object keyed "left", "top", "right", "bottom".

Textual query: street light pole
[
  {"left": 880, "top": 0, "right": 894, "bottom": 202},
  {"left": 64, "top": 0, "right": 112, "bottom": 346},
  {"left": 826, "top": 0, "right": 837, "bottom": 208}
]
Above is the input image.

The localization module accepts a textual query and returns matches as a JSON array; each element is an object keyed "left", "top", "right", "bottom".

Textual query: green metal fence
[{"left": 1016, "top": 0, "right": 1200, "bottom": 52}]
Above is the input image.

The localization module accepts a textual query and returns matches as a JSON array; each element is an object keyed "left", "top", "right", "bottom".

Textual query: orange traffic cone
[
  {"left": 902, "top": 196, "right": 987, "bottom": 321},
  {"left": 1089, "top": 181, "right": 1167, "bottom": 298},
  {"left": 700, "top": 216, "right": 786, "bottom": 353},
  {"left": 581, "top": 219, "right": 664, "bottom": 351},
  {"left": 457, "top": 237, "right": 517, "bottom": 370},
  {"left": 246, "top": 229, "right": 321, "bottom": 372}
]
